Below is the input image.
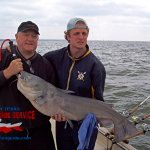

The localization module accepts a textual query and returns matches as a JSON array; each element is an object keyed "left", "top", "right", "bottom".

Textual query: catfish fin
[
  {"left": 97, "top": 118, "right": 113, "bottom": 127},
  {"left": 67, "top": 119, "right": 74, "bottom": 128},
  {"left": 57, "top": 88, "right": 75, "bottom": 94},
  {"left": 106, "top": 103, "right": 114, "bottom": 108},
  {"left": 109, "top": 104, "right": 114, "bottom": 107},
  {"left": 101, "top": 101, "right": 114, "bottom": 108},
  {"left": 35, "top": 98, "right": 47, "bottom": 105},
  {"left": 35, "top": 92, "right": 47, "bottom": 105},
  {"left": 114, "top": 118, "right": 137, "bottom": 142}
]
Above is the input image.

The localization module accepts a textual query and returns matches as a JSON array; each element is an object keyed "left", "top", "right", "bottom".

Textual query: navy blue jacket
[{"left": 44, "top": 44, "right": 106, "bottom": 101}]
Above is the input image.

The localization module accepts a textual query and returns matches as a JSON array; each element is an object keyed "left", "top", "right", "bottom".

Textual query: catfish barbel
[{"left": 17, "top": 71, "right": 137, "bottom": 142}]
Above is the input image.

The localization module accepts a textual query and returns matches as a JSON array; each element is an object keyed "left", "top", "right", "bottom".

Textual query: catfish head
[{"left": 17, "top": 71, "right": 48, "bottom": 103}]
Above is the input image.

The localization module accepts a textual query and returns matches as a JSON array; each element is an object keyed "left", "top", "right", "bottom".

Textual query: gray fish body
[{"left": 17, "top": 71, "right": 137, "bottom": 142}]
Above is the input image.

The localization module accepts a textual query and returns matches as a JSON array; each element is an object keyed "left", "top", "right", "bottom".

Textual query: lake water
[{"left": 1, "top": 40, "right": 150, "bottom": 150}]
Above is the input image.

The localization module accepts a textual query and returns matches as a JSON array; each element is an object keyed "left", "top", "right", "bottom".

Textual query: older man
[
  {"left": 0, "top": 21, "right": 56, "bottom": 150},
  {"left": 44, "top": 18, "right": 106, "bottom": 150}
]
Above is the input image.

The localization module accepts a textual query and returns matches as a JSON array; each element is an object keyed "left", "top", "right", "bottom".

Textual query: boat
[{"left": 50, "top": 119, "right": 137, "bottom": 150}]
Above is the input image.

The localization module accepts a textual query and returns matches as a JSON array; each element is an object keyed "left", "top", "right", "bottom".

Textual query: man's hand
[
  {"left": 3, "top": 58, "right": 23, "bottom": 79},
  {"left": 4, "top": 44, "right": 17, "bottom": 52},
  {"left": 51, "top": 114, "right": 66, "bottom": 122}
]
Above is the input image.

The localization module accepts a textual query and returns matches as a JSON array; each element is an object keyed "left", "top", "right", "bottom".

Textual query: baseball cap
[
  {"left": 67, "top": 18, "right": 89, "bottom": 31},
  {"left": 17, "top": 21, "right": 40, "bottom": 34}
]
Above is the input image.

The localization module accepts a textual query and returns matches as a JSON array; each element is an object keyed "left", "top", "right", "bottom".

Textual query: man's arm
[
  {"left": 4, "top": 44, "right": 16, "bottom": 52},
  {"left": 92, "top": 63, "right": 106, "bottom": 102},
  {"left": 3, "top": 59, "right": 23, "bottom": 79},
  {"left": 0, "top": 48, "right": 23, "bottom": 87}
]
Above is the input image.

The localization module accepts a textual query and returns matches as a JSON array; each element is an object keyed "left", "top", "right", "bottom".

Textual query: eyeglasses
[
  {"left": 26, "top": 60, "right": 34, "bottom": 74},
  {"left": 22, "top": 33, "right": 39, "bottom": 40}
]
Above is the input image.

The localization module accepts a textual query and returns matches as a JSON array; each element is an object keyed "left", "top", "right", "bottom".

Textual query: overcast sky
[{"left": 0, "top": 0, "right": 150, "bottom": 41}]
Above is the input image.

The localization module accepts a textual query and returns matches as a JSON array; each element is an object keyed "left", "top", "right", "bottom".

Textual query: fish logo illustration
[
  {"left": 0, "top": 119, "right": 22, "bottom": 133},
  {"left": 77, "top": 71, "right": 86, "bottom": 81}
]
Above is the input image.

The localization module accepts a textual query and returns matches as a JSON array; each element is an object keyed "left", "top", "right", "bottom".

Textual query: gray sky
[{"left": 0, "top": 0, "right": 150, "bottom": 41}]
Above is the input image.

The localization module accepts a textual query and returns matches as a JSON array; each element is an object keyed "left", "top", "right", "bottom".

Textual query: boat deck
[{"left": 50, "top": 119, "right": 136, "bottom": 150}]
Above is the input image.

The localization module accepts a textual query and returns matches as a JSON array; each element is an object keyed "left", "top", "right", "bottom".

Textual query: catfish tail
[{"left": 114, "top": 118, "right": 137, "bottom": 142}]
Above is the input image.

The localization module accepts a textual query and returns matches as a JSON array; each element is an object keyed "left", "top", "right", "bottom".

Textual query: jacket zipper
[{"left": 66, "top": 59, "right": 75, "bottom": 90}]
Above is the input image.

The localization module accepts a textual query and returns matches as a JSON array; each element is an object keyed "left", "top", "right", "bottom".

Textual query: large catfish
[{"left": 17, "top": 71, "right": 137, "bottom": 142}]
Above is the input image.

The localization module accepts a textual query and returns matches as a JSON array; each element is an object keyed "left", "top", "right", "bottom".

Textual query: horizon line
[{"left": 0, "top": 39, "right": 149, "bottom": 42}]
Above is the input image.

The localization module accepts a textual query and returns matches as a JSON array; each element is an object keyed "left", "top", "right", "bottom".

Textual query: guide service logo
[
  {"left": 0, "top": 107, "right": 33, "bottom": 141},
  {"left": 0, "top": 118, "right": 22, "bottom": 134}
]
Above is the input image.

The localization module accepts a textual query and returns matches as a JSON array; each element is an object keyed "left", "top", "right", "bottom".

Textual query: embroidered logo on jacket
[{"left": 77, "top": 71, "right": 86, "bottom": 81}]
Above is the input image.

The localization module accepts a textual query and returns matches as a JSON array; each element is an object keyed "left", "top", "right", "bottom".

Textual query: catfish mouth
[
  {"left": 17, "top": 71, "right": 32, "bottom": 89},
  {"left": 17, "top": 73, "right": 29, "bottom": 89},
  {"left": 18, "top": 73, "right": 22, "bottom": 79},
  {"left": 18, "top": 71, "right": 40, "bottom": 89},
  {"left": 17, "top": 71, "right": 47, "bottom": 101},
  {"left": 18, "top": 71, "right": 32, "bottom": 83},
  {"left": 17, "top": 72, "right": 39, "bottom": 101},
  {"left": 18, "top": 71, "right": 25, "bottom": 79}
]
